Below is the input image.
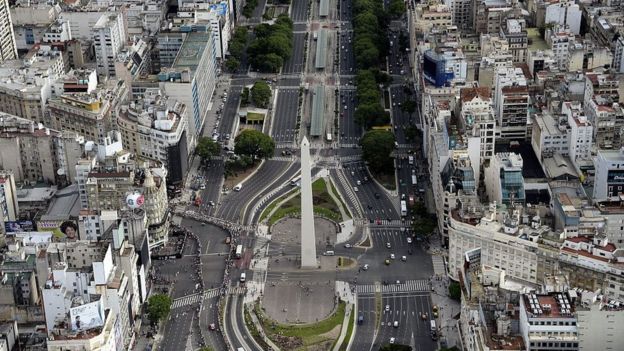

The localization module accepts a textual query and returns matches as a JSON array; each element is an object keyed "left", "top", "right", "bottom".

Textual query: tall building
[
  {"left": 0, "top": 172, "right": 19, "bottom": 234},
  {"left": 0, "top": 0, "right": 17, "bottom": 63},
  {"left": 92, "top": 13, "right": 126, "bottom": 79},
  {"left": 117, "top": 89, "right": 191, "bottom": 184},
  {"left": 593, "top": 149, "right": 624, "bottom": 201},
  {"left": 485, "top": 152, "right": 526, "bottom": 205},
  {"left": 493, "top": 67, "right": 529, "bottom": 140}
]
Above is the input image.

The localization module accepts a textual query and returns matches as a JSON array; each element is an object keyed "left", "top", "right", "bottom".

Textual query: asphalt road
[
  {"left": 342, "top": 161, "right": 399, "bottom": 221},
  {"left": 223, "top": 295, "right": 262, "bottom": 351},
  {"left": 216, "top": 159, "right": 293, "bottom": 222},
  {"left": 283, "top": 32, "right": 306, "bottom": 75},
  {"left": 291, "top": 0, "right": 309, "bottom": 22},
  {"left": 271, "top": 88, "right": 300, "bottom": 144},
  {"left": 375, "top": 292, "right": 437, "bottom": 350}
]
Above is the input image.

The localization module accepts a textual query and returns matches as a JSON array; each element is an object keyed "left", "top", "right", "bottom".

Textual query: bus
[
  {"left": 235, "top": 244, "right": 243, "bottom": 258},
  {"left": 411, "top": 175, "right": 417, "bottom": 186},
  {"left": 400, "top": 200, "right": 407, "bottom": 217},
  {"left": 290, "top": 174, "right": 302, "bottom": 186}
]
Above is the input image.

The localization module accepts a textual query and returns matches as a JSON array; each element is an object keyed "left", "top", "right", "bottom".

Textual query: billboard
[
  {"left": 70, "top": 300, "right": 105, "bottom": 331},
  {"left": 4, "top": 220, "right": 35, "bottom": 233},
  {"left": 37, "top": 219, "right": 79, "bottom": 240},
  {"left": 209, "top": 2, "right": 228, "bottom": 16}
]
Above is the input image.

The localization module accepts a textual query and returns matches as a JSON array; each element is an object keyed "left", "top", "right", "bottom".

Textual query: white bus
[
  {"left": 235, "top": 244, "right": 243, "bottom": 258},
  {"left": 400, "top": 200, "right": 407, "bottom": 217},
  {"left": 290, "top": 174, "right": 302, "bottom": 186},
  {"left": 411, "top": 175, "right": 417, "bottom": 186}
]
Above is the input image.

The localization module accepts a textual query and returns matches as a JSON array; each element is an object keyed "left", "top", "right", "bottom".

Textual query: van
[
  {"left": 233, "top": 184, "right": 242, "bottom": 191},
  {"left": 430, "top": 320, "right": 437, "bottom": 333},
  {"left": 358, "top": 315, "right": 364, "bottom": 325},
  {"left": 324, "top": 251, "right": 335, "bottom": 256},
  {"left": 240, "top": 272, "right": 246, "bottom": 282}
]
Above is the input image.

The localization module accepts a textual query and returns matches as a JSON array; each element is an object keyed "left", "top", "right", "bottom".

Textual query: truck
[
  {"left": 235, "top": 244, "right": 243, "bottom": 258},
  {"left": 408, "top": 155, "right": 414, "bottom": 165},
  {"left": 411, "top": 175, "right": 418, "bottom": 186}
]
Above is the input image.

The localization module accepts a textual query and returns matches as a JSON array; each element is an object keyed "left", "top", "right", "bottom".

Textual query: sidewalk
[{"left": 331, "top": 303, "right": 353, "bottom": 351}]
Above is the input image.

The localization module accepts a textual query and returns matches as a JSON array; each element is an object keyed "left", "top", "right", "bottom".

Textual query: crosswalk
[
  {"left": 171, "top": 286, "right": 250, "bottom": 309},
  {"left": 171, "top": 289, "right": 221, "bottom": 309},
  {"left": 356, "top": 279, "right": 430, "bottom": 295},
  {"left": 370, "top": 219, "right": 413, "bottom": 227}
]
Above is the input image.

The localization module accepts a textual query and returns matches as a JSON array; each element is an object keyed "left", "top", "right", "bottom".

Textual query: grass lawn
[
  {"left": 328, "top": 179, "right": 351, "bottom": 219},
  {"left": 267, "top": 179, "right": 342, "bottom": 224},
  {"left": 256, "top": 302, "right": 346, "bottom": 346},
  {"left": 338, "top": 309, "right": 355, "bottom": 351},
  {"left": 247, "top": 111, "right": 266, "bottom": 121},
  {"left": 244, "top": 305, "right": 270, "bottom": 350}
]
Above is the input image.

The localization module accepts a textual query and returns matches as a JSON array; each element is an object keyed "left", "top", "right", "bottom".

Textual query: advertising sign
[
  {"left": 37, "top": 219, "right": 79, "bottom": 240},
  {"left": 4, "top": 220, "right": 35, "bottom": 233},
  {"left": 70, "top": 300, "right": 105, "bottom": 331}
]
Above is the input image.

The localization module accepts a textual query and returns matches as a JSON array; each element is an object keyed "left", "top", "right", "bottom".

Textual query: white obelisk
[{"left": 300, "top": 137, "right": 317, "bottom": 268}]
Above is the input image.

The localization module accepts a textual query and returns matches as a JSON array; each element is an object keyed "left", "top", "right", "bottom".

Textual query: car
[
  {"left": 344, "top": 105, "right": 348, "bottom": 110},
  {"left": 386, "top": 242, "right": 391, "bottom": 249},
  {"left": 200, "top": 184, "right": 206, "bottom": 190},
  {"left": 354, "top": 187, "right": 359, "bottom": 192},
  {"left": 390, "top": 337, "right": 395, "bottom": 344},
  {"left": 356, "top": 180, "right": 361, "bottom": 185},
  {"left": 432, "top": 305, "right": 438, "bottom": 312},
  {"left": 374, "top": 193, "right": 380, "bottom": 199},
  {"left": 396, "top": 280, "right": 401, "bottom": 284},
  {"left": 385, "top": 305, "right": 390, "bottom": 312},
  {"left": 225, "top": 134, "right": 231, "bottom": 140},
  {"left": 384, "top": 259, "right": 390, "bottom": 265},
  {"left": 401, "top": 193, "right": 406, "bottom": 199},
  {"left": 383, "top": 280, "right": 389, "bottom": 285},
  {"left": 208, "top": 201, "right": 215, "bottom": 206},
  {"left": 401, "top": 256, "right": 407, "bottom": 261},
  {"left": 344, "top": 243, "right": 352, "bottom": 248},
  {"left": 362, "top": 264, "right": 369, "bottom": 271},
  {"left": 390, "top": 253, "right": 395, "bottom": 260},
  {"left": 393, "top": 321, "right": 399, "bottom": 328},
  {"left": 209, "top": 323, "right": 216, "bottom": 331},
  {"left": 407, "top": 237, "right": 412, "bottom": 244},
  {"left": 408, "top": 249, "right": 413, "bottom": 255}
]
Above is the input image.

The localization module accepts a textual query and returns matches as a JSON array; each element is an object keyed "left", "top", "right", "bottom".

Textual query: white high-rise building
[
  {"left": 92, "top": 13, "right": 126, "bottom": 78},
  {"left": 0, "top": 0, "right": 17, "bottom": 63}
]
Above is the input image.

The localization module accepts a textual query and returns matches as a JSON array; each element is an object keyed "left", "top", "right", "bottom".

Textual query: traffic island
[{"left": 254, "top": 301, "right": 347, "bottom": 351}]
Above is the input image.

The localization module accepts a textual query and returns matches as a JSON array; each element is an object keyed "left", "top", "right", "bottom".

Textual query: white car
[
  {"left": 407, "top": 237, "right": 412, "bottom": 244},
  {"left": 390, "top": 254, "right": 395, "bottom": 260},
  {"left": 390, "top": 337, "right": 395, "bottom": 344},
  {"left": 385, "top": 305, "right": 390, "bottom": 312},
  {"left": 393, "top": 321, "right": 399, "bottom": 328},
  {"left": 362, "top": 264, "right": 369, "bottom": 271},
  {"left": 386, "top": 242, "right": 391, "bottom": 249}
]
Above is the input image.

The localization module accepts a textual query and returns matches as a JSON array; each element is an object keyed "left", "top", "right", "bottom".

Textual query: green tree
[
  {"left": 388, "top": 0, "right": 406, "bottom": 19},
  {"left": 251, "top": 81, "right": 272, "bottom": 108},
  {"left": 412, "top": 217, "right": 436, "bottom": 238},
  {"left": 360, "top": 130, "right": 395, "bottom": 173},
  {"left": 258, "top": 53, "right": 283, "bottom": 72},
  {"left": 241, "top": 87, "right": 250, "bottom": 107},
  {"left": 448, "top": 281, "right": 461, "bottom": 301},
  {"left": 234, "top": 129, "right": 275, "bottom": 163},
  {"left": 147, "top": 294, "right": 172, "bottom": 324},
  {"left": 354, "top": 103, "right": 388, "bottom": 128},
  {"left": 195, "top": 137, "right": 221, "bottom": 161},
  {"left": 225, "top": 57, "right": 240, "bottom": 72}
]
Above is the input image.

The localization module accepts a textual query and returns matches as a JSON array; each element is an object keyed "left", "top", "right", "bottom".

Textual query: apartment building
[
  {"left": 117, "top": 88, "right": 191, "bottom": 184},
  {"left": 519, "top": 292, "right": 579, "bottom": 351},
  {"left": 92, "top": 13, "right": 126, "bottom": 79},
  {"left": 0, "top": 0, "right": 17, "bottom": 63},
  {"left": 494, "top": 67, "right": 529, "bottom": 140}
]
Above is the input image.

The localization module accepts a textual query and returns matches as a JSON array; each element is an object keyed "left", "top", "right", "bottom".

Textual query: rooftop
[
  {"left": 172, "top": 32, "right": 212, "bottom": 74},
  {"left": 310, "top": 85, "right": 325, "bottom": 137},
  {"left": 523, "top": 292, "right": 575, "bottom": 319}
]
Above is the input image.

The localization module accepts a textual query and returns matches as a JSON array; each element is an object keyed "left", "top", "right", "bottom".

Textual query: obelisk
[{"left": 300, "top": 137, "right": 317, "bottom": 268}]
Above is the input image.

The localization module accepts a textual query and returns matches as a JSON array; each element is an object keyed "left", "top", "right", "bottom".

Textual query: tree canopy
[
  {"left": 388, "top": 0, "right": 406, "bottom": 19},
  {"left": 360, "top": 130, "right": 395, "bottom": 173},
  {"left": 147, "top": 294, "right": 171, "bottom": 324},
  {"left": 251, "top": 81, "right": 272, "bottom": 108},
  {"left": 234, "top": 129, "right": 275, "bottom": 162},
  {"left": 248, "top": 14, "right": 293, "bottom": 72},
  {"left": 196, "top": 137, "right": 221, "bottom": 161}
]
